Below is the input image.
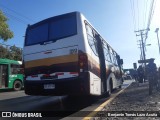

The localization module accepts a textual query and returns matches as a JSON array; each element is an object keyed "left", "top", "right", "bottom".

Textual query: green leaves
[
  {"left": 0, "top": 10, "right": 13, "bottom": 41},
  {"left": 0, "top": 10, "right": 20, "bottom": 60},
  {"left": 0, "top": 45, "right": 22, "bottom": 61}
]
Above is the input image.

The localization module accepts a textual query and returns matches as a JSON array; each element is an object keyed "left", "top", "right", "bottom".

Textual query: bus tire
[
  {"left": 107, "top": 80, "right": 112, "bottom": 97},
  {"left": 13, "top": 80, "right": 22, "bottom": 91},
  {"left": 119, "top": 85, "right": 122, "bottom": 88}
]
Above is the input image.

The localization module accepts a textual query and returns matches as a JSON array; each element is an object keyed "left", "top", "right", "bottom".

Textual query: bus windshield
[{"left": 25, "top": 14, "right": 77, "bottom": 46}]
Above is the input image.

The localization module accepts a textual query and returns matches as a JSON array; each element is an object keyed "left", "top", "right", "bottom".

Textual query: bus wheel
[
  {"left": 107, "top": 81, "right": 112, "bottom": 97},
  {"left": 13, "top": 80, "right": 22, "bottom": 91}
]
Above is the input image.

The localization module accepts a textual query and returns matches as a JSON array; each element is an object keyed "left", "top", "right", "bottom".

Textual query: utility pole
[
  {"left": 155, "top": 28, "right": 160, "bottom": 55},
  {"left": 137, "top": 40, "right": 143, "bottom": 60},
  {"left": 140, "top": 32, "right": 146, "bottom": 68},
  {"left": 135, "top": 30, "right": 146, "bottom": 62},
  {"left": 135, "top": 29, "right": 149, "bottom": 82}
]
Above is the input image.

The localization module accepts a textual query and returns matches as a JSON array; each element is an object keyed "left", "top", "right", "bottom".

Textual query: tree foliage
[
  {"left": 0, "top": 45, "right": 22, "bottom": 61},
  {"left": 0, "top": 10, "right": 13, "bottom": 41}
]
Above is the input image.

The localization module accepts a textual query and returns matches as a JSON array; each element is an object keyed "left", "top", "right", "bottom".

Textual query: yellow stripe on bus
[{"left": 25, "top": 54, "right": 78, "bottom": 68}]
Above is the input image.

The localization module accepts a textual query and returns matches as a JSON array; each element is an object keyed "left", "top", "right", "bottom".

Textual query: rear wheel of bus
[
  {"left": 13, "top": 80, "right": 22, "bottom": 91},
  {"left": 107, "top": 80, "right": 113, "bottom": 97}
]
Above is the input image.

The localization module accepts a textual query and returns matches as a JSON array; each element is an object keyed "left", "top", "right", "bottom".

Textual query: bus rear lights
[
  {"left": 80, "top": 62, "right": 84, "bottom": 67},
  {"left": 79, "top": 55, "right": 87, "bottom": 60},
  {"left": 56, "top": 73, "right": 64, "bottom": 76},
  {"left": 79, "top": 54, "right": 88, "bottom": 71},
  {"left": 31, "top": 75, "right": 38, "bottom": 78},
  {"left": 69, "top": 72, "right": 78, "bottom": 74},
  {"left": 43, "top": 74, "right": 50, "bottom": 77}
]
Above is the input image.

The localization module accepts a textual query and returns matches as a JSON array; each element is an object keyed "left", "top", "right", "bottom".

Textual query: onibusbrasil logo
[{"left": 1, "top": 112, "right": 42, "bottom": 118}]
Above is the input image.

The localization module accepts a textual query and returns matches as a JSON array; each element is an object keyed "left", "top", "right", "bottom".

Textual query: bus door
[
  {"left": 0, "top": 64, "right": 8, "bottom": 88},
  {"left": 95, "top": 34, "right": 107, "bottom": 93}
]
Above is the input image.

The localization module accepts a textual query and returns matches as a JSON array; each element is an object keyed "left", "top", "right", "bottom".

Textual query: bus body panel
[{"left": 89, "top": 72, "right": 101, "bottom": 95}]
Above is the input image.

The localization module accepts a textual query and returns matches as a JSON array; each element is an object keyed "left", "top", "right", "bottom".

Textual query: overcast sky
[{"left": 0, "top": 0, "right": 160, "bottom": 68}]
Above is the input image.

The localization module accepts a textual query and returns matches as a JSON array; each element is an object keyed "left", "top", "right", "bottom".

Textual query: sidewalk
[{"left": 96, "top": 81, "right": 160, "bottom": 120}]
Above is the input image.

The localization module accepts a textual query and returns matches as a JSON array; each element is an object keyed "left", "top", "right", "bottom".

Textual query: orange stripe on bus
[{"left": 25, "top": 54, "right": 78, "bottom": 68}]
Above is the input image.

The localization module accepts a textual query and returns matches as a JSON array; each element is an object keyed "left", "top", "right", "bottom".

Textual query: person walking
[
  {"left": 146, "top": 58, "right": 157, "bottom": 83},
  {"left": 137, "top": 65, "right": 144, "bottom": 83}
]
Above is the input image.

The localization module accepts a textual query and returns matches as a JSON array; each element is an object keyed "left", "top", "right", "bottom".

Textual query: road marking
[{"left": 83, "top": 81, "right": 133, "bottom": 120}]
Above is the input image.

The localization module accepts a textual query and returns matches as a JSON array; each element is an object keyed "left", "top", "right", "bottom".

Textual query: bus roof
[
  {"left": 27, "top": 11, "right": 79, "bottom": 29},
  {"left": 0, "top": 59, "right": 22, "bottom": 65}
]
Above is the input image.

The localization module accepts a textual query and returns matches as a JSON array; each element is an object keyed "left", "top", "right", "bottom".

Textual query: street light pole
[{"left": 155, "top": 28, "right": 160, "bottom": 55}]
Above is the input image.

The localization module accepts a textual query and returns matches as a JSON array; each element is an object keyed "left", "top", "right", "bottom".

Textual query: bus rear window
[
  {"left": 26, "top": 24, "right": 48, "bottom": 46},
  {"left": 25, "top": 14, "right": 77, "bottom": 46}
]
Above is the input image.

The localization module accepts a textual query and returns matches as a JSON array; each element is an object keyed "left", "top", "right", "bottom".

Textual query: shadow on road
[{"left": 0, "top": 94, "right": 100, "bottom": 119}]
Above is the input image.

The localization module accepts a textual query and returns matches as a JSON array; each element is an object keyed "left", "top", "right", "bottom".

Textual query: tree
[
  {"left": 0, "top": 10, "right": 13, "bottom": 41},
  {"left": 10, "top": 45, "right": 22, "bottom": 61},
  {"left": 0, "top": 45, "right": 22, "bottom": 61},
  {"left": 0, "top": 45, "right": 8, "bottom": 58}
]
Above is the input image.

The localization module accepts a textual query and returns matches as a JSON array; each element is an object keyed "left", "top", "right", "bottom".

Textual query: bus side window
[
  {"left": 110, "top": 49, "right": 114, "bottom": 63},
  {"left": 103, "top": 42, "right": 111, "bottom": 62},
  {"left": 85, "top": 23, "right": 98, "bottom": 56},
  {"left": 113, "top": 52, "right": 118, "bottom": 65},
  {"left": 11, "top": 64, "right": 22, "bottom": 74}
]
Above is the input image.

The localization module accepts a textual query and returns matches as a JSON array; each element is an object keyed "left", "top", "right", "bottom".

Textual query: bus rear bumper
[{"left": 24, "top": 75, "right": 89, "bottom": 96}]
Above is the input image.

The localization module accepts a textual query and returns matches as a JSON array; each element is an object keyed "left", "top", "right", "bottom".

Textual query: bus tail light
[
  {"left": 56, "top": 73, "right": 64, "bottom": 76},
  {"left": 31, "top": 75, "right": 38, "bottom": 78},
  {"left": 43, "top": 74, "right": 50, "bottom": 77},
  {"left": 79, "top": 54, "right": 88, "bottom": 72}
]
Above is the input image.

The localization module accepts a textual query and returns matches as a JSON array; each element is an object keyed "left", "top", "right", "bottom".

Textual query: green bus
[{"left": 0, "top": 59, "right": 24, "bottom": 91}]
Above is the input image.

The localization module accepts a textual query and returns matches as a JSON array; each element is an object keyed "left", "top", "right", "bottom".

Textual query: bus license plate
[{"left": 44, "top": 84, "right": 55, "bottom": 89}]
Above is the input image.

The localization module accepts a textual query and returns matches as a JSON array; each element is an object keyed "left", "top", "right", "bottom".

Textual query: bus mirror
[
  {"left": 116, "top": 55, "right": 121, "bottom": 65},
  {"left": 116, "top": 55, "right": 120, "bottom": 61},
  {"left": 120, "top": 59, "right": 123, "bottom": 65}
]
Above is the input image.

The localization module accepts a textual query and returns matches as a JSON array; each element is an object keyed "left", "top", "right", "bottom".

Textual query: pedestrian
[
  {"left": 137, "top": 65, "right": 144, "bottom": 83},
  {"left": 146, "top": 58, "right": 157, "bottom": 77},
  {"left": 133, "top": 70, "right": 138, "bottom": 82},
  {"left": 146, "top": 58, "right": 157, "bottom": 88}
]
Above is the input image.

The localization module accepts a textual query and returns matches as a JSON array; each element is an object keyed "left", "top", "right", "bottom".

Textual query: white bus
[{"left": 23, "top": 12, "right": 123, "bottom": 96}]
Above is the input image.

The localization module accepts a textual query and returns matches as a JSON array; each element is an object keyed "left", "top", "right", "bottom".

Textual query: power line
[
  {"left": 3, "top": 11, "right": 28, "bottom": 25},
  {"left": 144, "top": 0, "right": 156, "bottom": 43},
  {"left": 143, "top": 0, "right": 149, "bottom": 29},
  {"left": 130, "top": 0, "right": 136, "bottom": 31},
  {"left": 0, "top": 3, "right": 34, "bottom": 23},
  {"left": 136, "top": 0, "right": 139, "bottom": 30},
  {"left": 147, "top": 0, "right": 155, "bottom": 29}
]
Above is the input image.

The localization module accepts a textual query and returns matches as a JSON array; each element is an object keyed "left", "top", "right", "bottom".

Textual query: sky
[{"left": 0, "top": 0, "right": 160, "bottom": 69}]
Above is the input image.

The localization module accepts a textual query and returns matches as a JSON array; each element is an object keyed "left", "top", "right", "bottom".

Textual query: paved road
[{"left": 0, "top": 80, "right": 133, "bottom": 119}]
